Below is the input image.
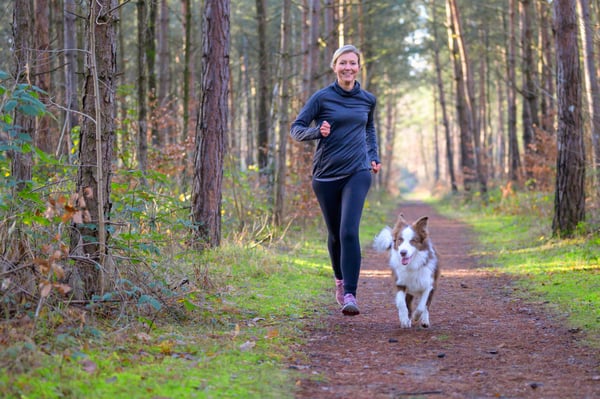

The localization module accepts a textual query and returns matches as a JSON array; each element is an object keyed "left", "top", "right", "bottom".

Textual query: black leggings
[{"left": 312, "top": 170, "right": 372, "bottom": 297}]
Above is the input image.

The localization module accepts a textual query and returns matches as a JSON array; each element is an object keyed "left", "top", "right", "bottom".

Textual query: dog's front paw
[
  {"left": 415, "top": 310, "right": 430, "bottom": 328},
  {"left": 399, "top": 315, "right": 412, "bottom": 328}
]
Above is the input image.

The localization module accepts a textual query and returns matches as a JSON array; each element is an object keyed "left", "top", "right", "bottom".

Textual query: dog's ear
[
  {"left": 397, "top": 213, "right": 408, "bottom": 225},
  {"left": 414, "top": 216, "right": 429, "bottom": 235}
]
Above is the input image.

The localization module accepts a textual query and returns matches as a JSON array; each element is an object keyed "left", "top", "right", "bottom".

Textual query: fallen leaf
[
  {"left": 39, "top": 282, "right": 52, "bottom": 298},
  {"left": 265, "top": 329, "right": 279, "bottom": 339}
]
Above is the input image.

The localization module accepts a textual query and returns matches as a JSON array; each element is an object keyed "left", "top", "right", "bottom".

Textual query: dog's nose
[{"left": 400, "top": 250, "right": 407, "bottom": 257}]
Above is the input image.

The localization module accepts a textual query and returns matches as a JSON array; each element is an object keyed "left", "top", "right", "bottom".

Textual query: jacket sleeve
[
  {"left": 290, "top": 93, "right": 323, "bottom": 142},
  {"left": 365, "top": 98, "right": 380, "bottom": 164}
]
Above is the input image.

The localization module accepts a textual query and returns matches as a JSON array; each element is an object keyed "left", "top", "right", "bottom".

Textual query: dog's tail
[{"left": 373, "top": 226, "right": 393, "bottom": 252}]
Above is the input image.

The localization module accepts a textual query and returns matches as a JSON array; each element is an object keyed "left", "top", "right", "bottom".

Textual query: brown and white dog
[{"left": 373, "top": 214, "right": 440, "bottom": 328}]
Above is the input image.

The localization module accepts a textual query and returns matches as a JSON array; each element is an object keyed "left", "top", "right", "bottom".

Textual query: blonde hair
[{"left": 330, "top": 44, "right": 361, "bottom": 69}]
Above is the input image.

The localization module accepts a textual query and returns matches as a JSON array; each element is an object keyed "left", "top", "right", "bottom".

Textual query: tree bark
[
  {"left": 11, "top": 0, "right": 35, "bottom": 192},
  {"left": 63, "top": 0, "right": 79, "bottom": 160},
  {"left": 191, "top": 0, "right": 230, "bottom": 248},
  {"left": 577, "top": 0, "right": 600, "bottom": 196},
  {"left": 539, "top": 0, "right": 555, "bottom": 133},
  {"left": 274, "top": 0, "right": 291, "bottom": 226},
  {"left": 432, "top": 0, "right": 457, "bottom": 192},
  {"left": 446, "top": 0, "right": 477, "bottom": 192},
  {"left": 157, "top": 0, "right": 171, "bottom": 145},
  {"left": 507, "top": 0, "right": 521, "bottom": 182},
  {"left": 181, "top": 0, "right": 192, "bottom": 144},
  {"left": 552, "top": 0, "right": 585, "bottom": 237},
  {"left": 34, "top": 0, "right": 54, "bottom": 155},
  {"left": 147, "top": 0, "right": 158, "bottom": 146},
  {"left": 520, "top": 0, "right": 539, "bottom": 182},
  {"left": 137, "top": 0, "right": 148, "bottom": 183},
  {"left": 70, "top": 0, "right": 118, "bottom": 298},
  {"left": 256, "top": 0, "right": 269, "bottom": 172}
]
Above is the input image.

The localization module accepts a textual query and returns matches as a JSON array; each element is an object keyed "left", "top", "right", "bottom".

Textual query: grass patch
[
  {"left": 0, "top": 227, "right": 333, "bottom": 398},
  {"left": 434, "top": 192, "right": 600, "bottom": 347}
]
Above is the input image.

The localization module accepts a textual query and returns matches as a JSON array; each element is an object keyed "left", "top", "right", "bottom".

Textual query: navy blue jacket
[{"left": 290, "top": 81, "right": 380, "bottom": 179}]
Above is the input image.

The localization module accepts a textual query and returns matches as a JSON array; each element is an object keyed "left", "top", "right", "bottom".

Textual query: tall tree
[
  {"left": 552, "top": 0, "right": 585, "bottom": 237},
  {"left": 147, "top": 0, "right": 158, "bottom": 146},
  {"left": 11, "top": 0, "right": 35, "bottom": 193},
  {"left": 431, "top": 0, "right": 457, "bottom": 193},
  {"left": 63, "top": 0, "right": 79, "bottom": 159},
  {"left": 507, "top": 0, "right": 521, "bottom": 182},
  {"left": 157, "top": 0, "right": 171, "bottom": 146},
  {"left": 445, "top": 0, "right": 478, "bottom": 192},
  {"left": 181, "top": 0, "right": 192, "bottom": 143},
  {"left": 520, "top": 0, "right": 539, "bottom": 181},
  {"left": 69, "top": 0, "right": 118, "bottom": 298},
  {"left": 137, "top": 0, "right": 148, "bottom": 182},
  {"left": 273, "top": 0, "right": 291, "bottom": 226},
  {"left": 255, "top": 0, "right": 269, "bottom": 172},
  {"left": 191, "top": 0, "right": 230, "bottom": 248},
  {"left": 577, "top": 0, "right": 600, "bottom": 196},
  {"left": 538, "top": 0, "right": 555, "bottom": 133},
  {"left": 34, "top": 0, "right": 54, "bottom": 155}
]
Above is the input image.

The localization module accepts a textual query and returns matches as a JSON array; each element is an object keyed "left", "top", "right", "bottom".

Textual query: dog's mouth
[{"left": 401, "top": 254, "right": 412, "bottom": 266}]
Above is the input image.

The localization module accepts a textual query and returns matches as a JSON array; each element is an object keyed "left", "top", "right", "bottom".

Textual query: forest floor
[{"left": 292, "top": 201, "right": 600, "bottom": 398}]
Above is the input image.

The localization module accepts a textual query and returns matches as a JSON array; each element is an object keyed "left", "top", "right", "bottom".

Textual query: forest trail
[{"left": 293, "top": 201, "right": 599, "bottom": 398}]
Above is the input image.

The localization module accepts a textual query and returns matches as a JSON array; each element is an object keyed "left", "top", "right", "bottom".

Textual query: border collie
[{"left": 373, "top": 214, "right": 440, "bottom": 328}]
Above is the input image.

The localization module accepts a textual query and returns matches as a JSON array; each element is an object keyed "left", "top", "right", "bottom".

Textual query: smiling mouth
[{"left": 401, "top": 255, "right": 412, "bottom": 265}]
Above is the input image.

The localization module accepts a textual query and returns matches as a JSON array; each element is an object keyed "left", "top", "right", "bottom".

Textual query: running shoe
[{"left": 342, "top": 293, "right": 360, "bottom": 316}]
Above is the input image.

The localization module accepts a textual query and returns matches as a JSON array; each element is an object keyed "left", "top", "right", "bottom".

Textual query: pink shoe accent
[
  {"left": 335, "top": 279, "right": 344, "bottom": 305},
  {"left": 342, "top": 293, "right": 360, "bottom": 316}
]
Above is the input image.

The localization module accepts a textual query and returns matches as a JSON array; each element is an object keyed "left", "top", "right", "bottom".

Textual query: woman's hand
[
  {"left": 371, "top": 161, "right": 381, "bottom": 174},
  {"left": 320, "top": 121, "right": 331, "bottom": 137}
]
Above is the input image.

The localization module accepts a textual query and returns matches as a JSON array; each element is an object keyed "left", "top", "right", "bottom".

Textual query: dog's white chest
[{"left": 390, "top": 251, "right": 436, "bottom": 293}]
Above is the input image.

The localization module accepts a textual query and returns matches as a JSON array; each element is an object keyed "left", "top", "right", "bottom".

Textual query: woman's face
[{"left": 333, "top": 52, "right": 360, "bottom": 89}]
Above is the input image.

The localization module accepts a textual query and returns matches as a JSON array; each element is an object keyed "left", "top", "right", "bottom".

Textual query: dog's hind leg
[{"left": 395, "top": 287, "right": 411, "bottom": 328}]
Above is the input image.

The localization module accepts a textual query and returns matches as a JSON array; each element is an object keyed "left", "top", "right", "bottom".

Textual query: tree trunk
[
  {"left": 520, "top": 0, "right": 539, "bottom": 182},
  {"left": 137, "top": 0, "right": 148, "bottom": 183},
  {"left": 274, "top": 0, "right": 291, "bottom": 227},
  {"left": 181, "top": 0, "right": 191, "bottom": 144},
  {"left": 63, "top": 0, "right": 79, "bottom": 160},
  {"left": 157, "top": 0, "right": 171, "bottom": 146},
  {"left": 11, "top": 0, "right": 35, "bottom": 192},
  {"left": 446, "top": 0, "right": 477, "bottom": 192},
  {"left": 507, "top": 0, "right": 521, "bottom": 183},
  {"left": 382, "top": 90, "right": 396, "bottom": 191},
  {"left": 70, "top": 0, "right": 118, "bottom": 298},
  {"left": 432, "top": 0, "right": 457, "bottom": 193},
  {"left": 552, "top": 0, "right": 586, "bottom": 237},
  {"left": 539, "top": 0, "right": 555, "bottom": 133},
  {"left": 34, "top": 0, "right": 54, "bottom": 155},
  {"left": 256, "top": 0, "right": 269, "bottom": 172},
  {"left": 577, "top": 0, "right": 600, "bottom": 197},
  {"left": 191, "top": 0, "right": 230, "bottom": 248},
  {"left": 147, "top": 0, "right": 158, "bottom": 146},
  {"left": 448, "top": 0, "right": 486, "bottom": 196}
]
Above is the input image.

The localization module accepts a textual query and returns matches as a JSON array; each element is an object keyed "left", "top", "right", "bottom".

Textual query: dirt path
[{"left": 293, "top": 201, "right": 599, "bottom": 398}]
